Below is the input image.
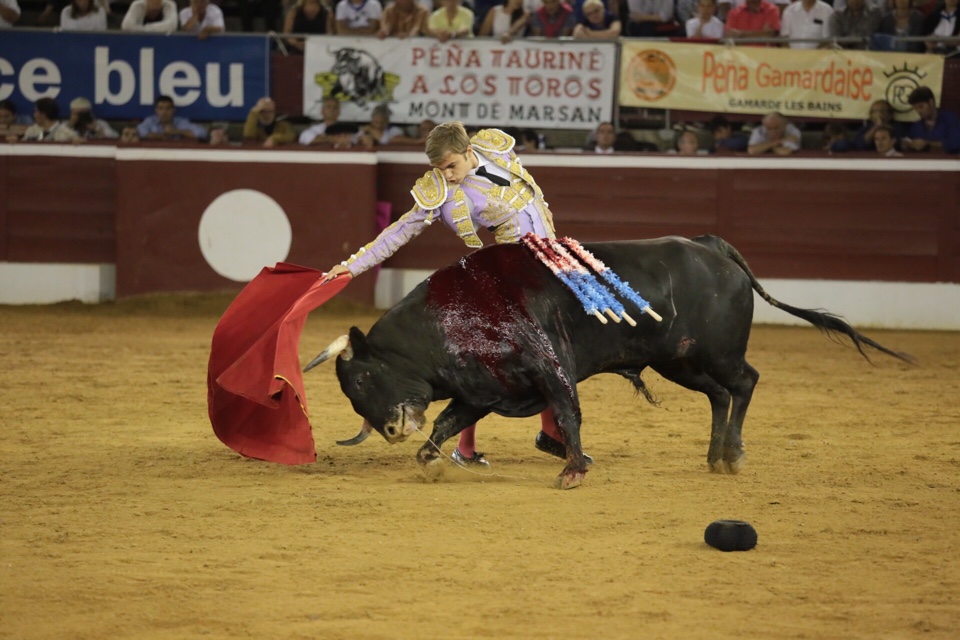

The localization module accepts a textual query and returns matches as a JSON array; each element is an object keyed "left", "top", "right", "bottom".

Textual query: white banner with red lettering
[{"left": 302, "top": 36, "right": 616, "bottom": 130}]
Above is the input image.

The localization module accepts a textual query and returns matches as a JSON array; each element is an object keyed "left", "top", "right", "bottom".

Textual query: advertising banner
[
  {"left": 303, "top": 36, "right": 617, "bottom": 129},
  {"left": 619, "top": 41, "right": 945, "bottom": 120},
  {"left": 0, "top": 31, "right": 269, "bottom": 121}
]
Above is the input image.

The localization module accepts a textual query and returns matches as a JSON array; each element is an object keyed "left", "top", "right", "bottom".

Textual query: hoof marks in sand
[{"left": 420, "top": 457, "right": 446, "bottom": 482}]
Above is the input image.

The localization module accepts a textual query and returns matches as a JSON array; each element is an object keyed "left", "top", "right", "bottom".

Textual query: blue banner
[{"left": 0, "top": 32, "right": 269, "bottom": 121}]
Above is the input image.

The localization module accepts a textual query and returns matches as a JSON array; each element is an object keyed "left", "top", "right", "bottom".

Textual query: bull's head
[{"left": 304, "top": 326, "right": 431, "bottom": 446}]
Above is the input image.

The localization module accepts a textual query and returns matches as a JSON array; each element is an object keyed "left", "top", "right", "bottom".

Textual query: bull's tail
[{"left": 699, "top": 235, "right": 916, "bottom": 365}]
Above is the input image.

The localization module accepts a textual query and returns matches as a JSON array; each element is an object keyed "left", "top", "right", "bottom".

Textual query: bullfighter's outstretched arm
[
  {"left": 340, "top": 205, "right": 434, "bottom": 277},
  {"left": 324, "top": 169, "right": 447, "bottom": 280}
]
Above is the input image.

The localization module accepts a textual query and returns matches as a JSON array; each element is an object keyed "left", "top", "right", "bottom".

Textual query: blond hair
[{"left": 425, "top": 121, "right": 470, "bottom": 165}]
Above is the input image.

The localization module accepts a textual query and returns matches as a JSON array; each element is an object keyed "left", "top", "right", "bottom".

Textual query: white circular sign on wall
[{"left": 198, "top": 189, "right": 292, "bottom": 282}]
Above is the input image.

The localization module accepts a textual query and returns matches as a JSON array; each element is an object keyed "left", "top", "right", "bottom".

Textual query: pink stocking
[
  {"left": 457, "top": 424, "right": 477, "bottom": 456},
  {"left": 540, "top": 408, "right": 563, "bottom": 442}
]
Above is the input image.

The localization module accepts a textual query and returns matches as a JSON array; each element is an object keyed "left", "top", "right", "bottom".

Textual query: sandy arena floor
[{"left": 1, "top": 294, "right": 958, "bottom": 639}]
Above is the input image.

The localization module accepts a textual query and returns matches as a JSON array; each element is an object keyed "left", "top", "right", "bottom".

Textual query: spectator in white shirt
[
  {"left": 180, "top": 0, "right": 225, "bottom": 39},
  {"left": 60, "top": 0, "right": 108, "bottom": 31},
  {"left": 923, "top": 0, "right": 960, "bottom": 54},
  {"left": 22, "top": 98, "right": 80, "bottom": 143},
  {"left": 780, "top": 0, "right": 834, "bottom": 48},
  {"left": 121, "top": 0, "right": 179, "bottom": 33},
  {"left": 355, "top": 104, "right": 406, "bottom": 147},
  {"left": 748, "top": 111, "right": 801, "bottom": 156},
  {"left": 67, "top": 97, "right": 119, "bottom": 139},
  {"left": 686, "top": 0, "right": 724, "bottom": 38},
  {"left": 299, "top": 96, "right": 342, "bottom": 145},
  {"left": 335, "top": 0, "right": 383, "bottom": 34},
  {"left": 593, "top": 121, "right": 617, "bottom": 154},
  {"left": 0, "top": 0, "right": 21, "bottom": 27}
]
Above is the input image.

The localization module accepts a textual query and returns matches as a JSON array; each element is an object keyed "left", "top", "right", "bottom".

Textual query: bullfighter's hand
[{"left": 323, "top": 264, "right": 349, "bottom": 282}]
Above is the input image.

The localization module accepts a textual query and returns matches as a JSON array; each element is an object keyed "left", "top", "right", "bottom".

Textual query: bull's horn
[
  {"left": 337, "top": 420, "right": 373, "bottom": 446},
  {"left": 303, "top": 334, "right": 353, "bottom": 372}
]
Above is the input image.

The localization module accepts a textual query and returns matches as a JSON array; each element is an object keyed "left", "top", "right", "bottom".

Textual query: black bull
[{"left": 306, "top": 235, "right": 912, "bottom": 489}]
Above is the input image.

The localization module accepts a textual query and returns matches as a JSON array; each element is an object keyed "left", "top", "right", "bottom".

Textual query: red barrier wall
[
  {"left": 1, "top": 150, "right": 958, "bottom": 306},
  {"left": 0, "top": 156, "right": 6, "bottom": 260},
  {"left": 1, "top": 154, "right": 115, "bottom": 264},
  {"left": 112, "top": 150, "right": 379, "bottom": 304},
  {"left": 377, "top": 159, "right": 960, "bottom": 284}
]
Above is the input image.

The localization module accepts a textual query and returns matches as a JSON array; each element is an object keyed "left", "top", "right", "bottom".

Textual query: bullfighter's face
[{"left": 433, "top": 146, "right": 477, "bottom": 185}]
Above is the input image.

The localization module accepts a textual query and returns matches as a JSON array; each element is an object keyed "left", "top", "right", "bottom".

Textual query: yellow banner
[{"left": 619, "top": 42, "right": 945, "bottom": 120}]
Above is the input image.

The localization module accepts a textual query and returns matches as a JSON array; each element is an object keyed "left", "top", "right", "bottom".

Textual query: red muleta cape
[{"left": 207, "top": 263, "right": 351, "bottom": 464}]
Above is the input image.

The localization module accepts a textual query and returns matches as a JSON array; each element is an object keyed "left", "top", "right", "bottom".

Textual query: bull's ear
[{"left": 348, "top": 326, "right": 370, "bottom": 359}]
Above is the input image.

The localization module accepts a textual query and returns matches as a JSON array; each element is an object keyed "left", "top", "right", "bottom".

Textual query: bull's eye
[{"left": 355, "top": 375, "right": 364, "bottom": 390}]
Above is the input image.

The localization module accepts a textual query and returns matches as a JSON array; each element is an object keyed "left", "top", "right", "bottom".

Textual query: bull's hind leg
[
  {"left": 651, "top": 362, "right": 732, "bottom": 473},
  {"left": 536, "top": 376, "right": 589, "bottom": 490},
  {"left": 711, "top": 361, "right": 759, "bottom": 474}
]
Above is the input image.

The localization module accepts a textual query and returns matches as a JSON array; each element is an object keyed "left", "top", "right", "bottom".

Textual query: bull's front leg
[{"left": 416, "top": 400, "right": 488, "bottom": 480}]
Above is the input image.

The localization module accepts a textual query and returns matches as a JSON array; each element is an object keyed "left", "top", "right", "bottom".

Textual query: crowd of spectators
[
  {"left": 0, "top": 0, "right": 957, "bottom": 53},
  {"left": 0, "top": 0, "right": 957, "bottom": 152},
  {"left": 1, "top": 85, "right": 957, "bottom": 154}
]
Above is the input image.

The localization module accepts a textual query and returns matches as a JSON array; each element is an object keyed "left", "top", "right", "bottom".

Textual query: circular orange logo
[{"left": 627, "top": 50, "right": 677, "bottom": 102}]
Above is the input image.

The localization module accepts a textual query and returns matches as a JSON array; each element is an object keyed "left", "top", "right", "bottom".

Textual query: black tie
[{"left": 476, "top": 165, "right": 510, "bottom": 187}]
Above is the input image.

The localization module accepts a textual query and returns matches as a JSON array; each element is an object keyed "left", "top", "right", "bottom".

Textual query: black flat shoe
[{"left": 535, "top": 431, "right": 593, "bottom": 465}]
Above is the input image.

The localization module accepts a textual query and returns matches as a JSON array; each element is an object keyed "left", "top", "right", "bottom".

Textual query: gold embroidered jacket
[{"left": 344, "top": 128, "right": 556, "bottom": 276}]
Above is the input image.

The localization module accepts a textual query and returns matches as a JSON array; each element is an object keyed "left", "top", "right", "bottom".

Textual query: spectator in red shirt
[
  {"left": 724, "top": 0, "right": 781, "bottom": 43},
  {"left": 529, "top": 0, "right": 577, "bottom": 37}
]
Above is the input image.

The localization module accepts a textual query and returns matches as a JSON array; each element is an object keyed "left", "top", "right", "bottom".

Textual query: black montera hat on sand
[{"left": 704, "top": 520, "right": 758, "bottom": 552}]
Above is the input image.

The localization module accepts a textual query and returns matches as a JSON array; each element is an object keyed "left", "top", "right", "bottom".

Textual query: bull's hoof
[
  {"left": 723, "top": 453, "right": 746, "bottom": 475},
  {"left": 420, "top": 457, "right": 446, "bottom": 482},
  {"left": 554, "top": 470, "right": 585, "bottom": 490},
  {"left": 708, "top": 454, "right": 745, "bottom": 475},
  {"left": 416, "top": 445, "right": 440, "bottom": 467}
]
